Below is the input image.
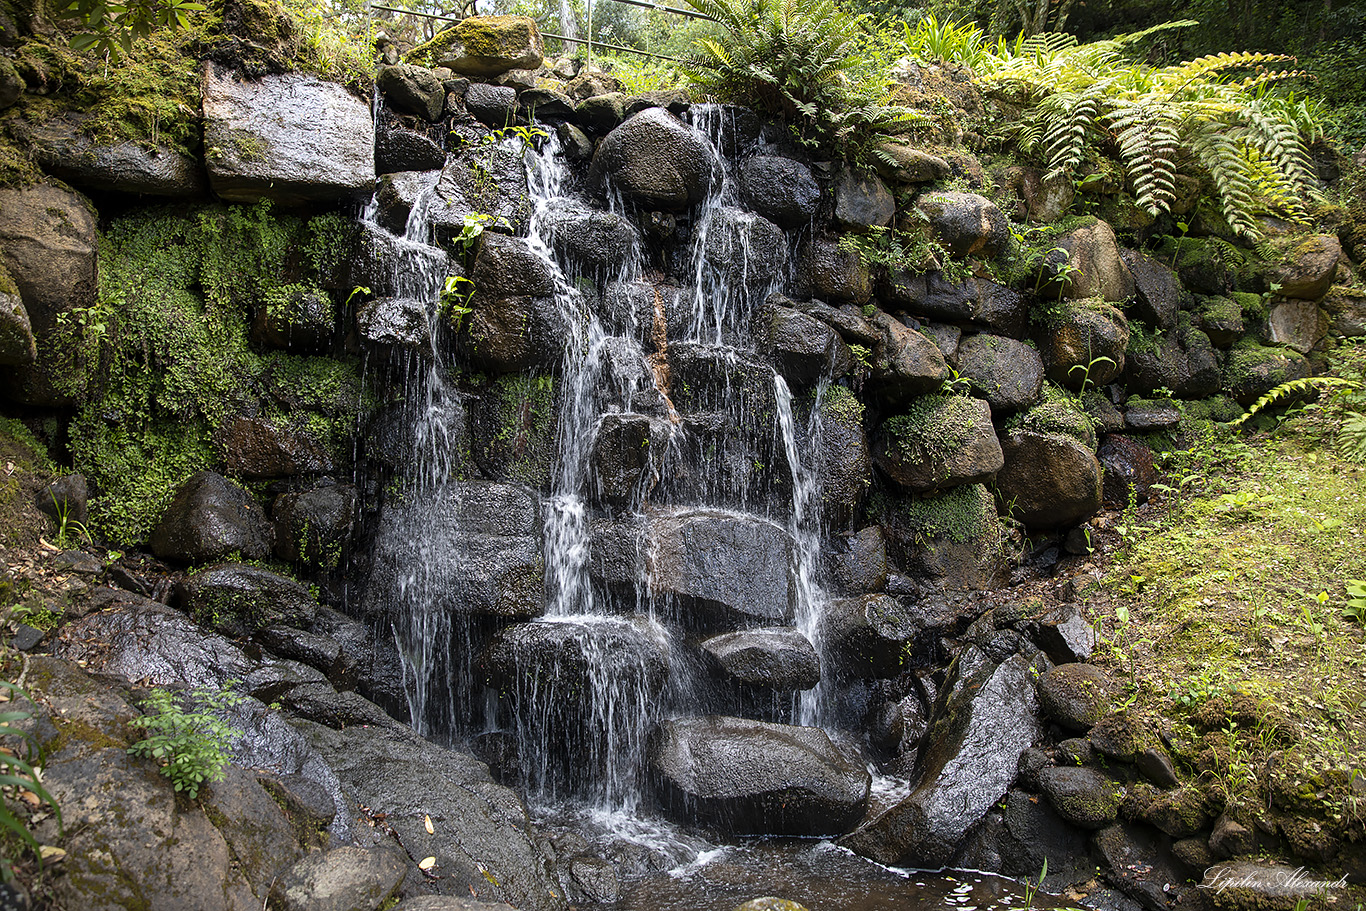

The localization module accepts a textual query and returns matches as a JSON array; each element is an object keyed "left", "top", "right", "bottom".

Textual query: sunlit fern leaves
[{"left": 980, "top": 22, "right": 1317, "bottom": 238}]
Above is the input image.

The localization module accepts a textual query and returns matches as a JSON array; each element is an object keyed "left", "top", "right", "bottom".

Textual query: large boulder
[
  {"left": 915, "top": 192, "right": 1010, "bottom": 258},
  {"left": 1269, "top": 234, "right": 1340, "bottom": 300},
  {"left": 995, "top": 431, "right": 1102, "bottom": 529},
  {"left": 700, "top": 629, "right": 820, "bottom": 691},
  {"left": 300, "top": 719, "right": 567, "bottom": 911},
  {"left": 806, "top": 385, "right": 871, "bottom": 530},
  {"left": 588, "top": 412, "right": 670, "bottom": 510},
  {"left": 818, "top": 594, "right": 920, "bottom": 678},
  {"left": 432, "top": 137, "right": 532, "bottom": 239},
  {"left": 29, "top": 116, "right": 206, "bottom": 197},
  {"left": 409, "top": 16, "right": 545, "bottom": 77},
  {"left": 840, "top": 648, "right": 1043, "bottom": 866},
  {"left": 876, "top": 483, "right": 1008, "bottom": 590},
  {"left": 869, "top": 312, "right": 950, "bottom": 399},
  {"left": 764, "top": 302, "right": 853, "bottom": 385},
  {"left": 798, "top": 234, "right": 872, "bottom": 304},
  {"left": 651, "top": 716, "right": 871, "bottom": 836},
  {"left": 185, "top": 563, "right": 320, "bottom": 639},
  {"left": 591, "top": 509, "right": 794, "bottom": 625},
  {"left": 873, "top": 395, "right": 1003, "bottom": 493},
  {"left": 365, "top": 481, "right": 544, "bottom": 618},
  {"left": 0, "top": 288, "right": 35, "bottom": 365},
  {"left": 202, "top": 65, "right": 374, "bottom": 204},
  {"left": 1038, "top": 766, "right": 1121, "bottom": 829},
  {"left": 1037, "top": 663, "right": 1113, "bottom": 731},
  {"left": 955, "top": 333, "right": 1044, "bottom": 412},
  {"left": 1050, "top": 220, "right": 1135, "bottom": 302},
  {"left": 377, "top": 63, "right": 445, "bottom": 121},
  {"left": 1122, "top": 249, "right": 1181, "bottom": 330},
  {"left": 739, "top": 155, "right": 820, "bottom": 228},
  {"left": 356, "top": 296, "right": 432, "bottom": 352},
  {"left": 482, "top": 616, "right": 670, "bottom": 702},
  {"left": 270, "top": 845, "right": 408, "bottom": 911},
  {"left": 880, "top": 272, "right": 1027, "bottom": 337},
  {"left": 1222, "top": 343, "right": 1309, "bottom": 406},
  {"left": 150, "top": 471, "right": 273, "bottom": 564},
  {"left": 832, "top": 169, "right": 894, "bottom": 231},
  {"left": 589, "top": 108, "right": 715, "bottom": 209},
  {"left": 1040, "top": 300, "right": 1129, "bottom": 390},
  {"left": 1322, "top": 285, "right": 1366, "bottom": 338},
  {"left": 1265, "top": 299, "right": 1327, "bottom": 354},
  {"left": 540, "top": 201, "right": 640, "bottom": 281},
  {"left": 700, "top": 207, "right": 788, "bottom": 296},
  {"left": 1098, "top": 434, "right": 1156, "bottom": 507},
  {"left": 872, "top": 142, "right": 949, "bottom": 185}
]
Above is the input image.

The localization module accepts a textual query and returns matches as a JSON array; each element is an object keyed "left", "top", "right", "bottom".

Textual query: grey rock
[
  {"left": 1269, "top": 234, "right": 1340, "bottom": 300},
  {"left": 872, "top": 142, "right": 949, "bottom": 185},
  {"left": 955, "top": 333, "right": 1044, "bottom": 412},
  {"left": 832, "top": 169, "right": 894, "bottom": 231},
  {"left": 1051, "top": 221, "right": 1136, "bottom": 302},
  {"left": 396, "top": 899, "right": 518, "bottom": 911},
  {"left": 1124, "top": 401, "right": 1181, "bottom": 431},
  {"left": 376, "top": 124, "right": 446, "bottom": 174},
  {"left": 1099, "top": 434, "right": 1156, "bottom": 507},
  {"left": 798, "top": 233, "right": 872, "bottom": 304},
  {"left": 701, "top": 628, "right": 820, "bottom": 690},
  {"left": 806, "top": 385, "right": 871, "bottom": 529},
  {"left": 1122, "top": 249, "right": 1181, "bottom": 330},
  {"left": 433, "top": 135, "right": 531, "bottom": 238},
  {"left": 251, "top": 283, "right": 335, "bottom": 351},
  {"left": 878, "top": 484, "right": 1008, "bottom": 590},
  {"left": 916, "top": 192, "right": 1010, "bottom": 258},
  {"left": 1036, "top": 660, "right": 1112, "bottom": 731},
  {"left": 574, "top": 92, "right": 626, "bottom": 133},
  {"left": 873, "top": 395, "right": 1002, "bottom": 493},
  {"left": 357, "top": 295, "right": 432, "bottom": 352},
  {"left": 1030, "top": 602, "right": 1097, "bottom": 664},
  {"left": 764, "top": 303, "right": 853, "bottom": 385},
  {"left": 589, "top": 108, "right": 716, "bottom": 209},
  {"left": 1265, "top": 299, "right": 1327, "bottom": 354},
  {"left": 378, "top": 63, "right": 446, "bottom": 121},
  {"left": 819, "top": 594, "right": 919, "bottom": 678},
  {"left": 869, "top": 312, "right": 950, "bottom": 399},
  {"left": 202, "top": 65, "right": 373, "bottom": 204},
  {"left": 374, "top": 169, "right": 440, "bottom": 235},
  {"left": 272, "top": 482, "right": 357, "bottom": 569},
  {"left": 840, "top": 649, "right": 1043, "bottom": 866},
  {"left": 700, "top": 206, "right": 788, "bottom": 296},
  {"left": 29, "top": 117, "right": 206, "bottom": 197},
  {"left": 556, "top": 122, "right": 593, "bottom": 160},
  {"left": 365, "top": 480, "right": 544, "bottom": 619},
  {"left": 825, "top": 526, "right": 888, "bottom": 594},
  {"left": 1223, "top": 344, "right": 1309, "bottom": 407},
  {"left": 185, "top": 563, "right": 319, "bottom": 639},
  {"left": 270, "top": 844, "right": 408, "bottom": 911},
  {"left": 540, "top": 200, "right": 640, "bottom": 279},
  {"left": 1041, "top": 300, "right": 1129, "bottom": 389},
  {"left": 1136, "top": 747, "right": 1179, "bottom": 789},
  {"left": 419, "top": 16, "right": 545, "bottom": 77},
  {"left": 740, "top": 155, "right": 820, "bottom": 228},
  {"left": 36, "top": 473, "right": 88, "bottom": 524},
  {"left": 464, "top": 82, "right": 519, "bottom": 128},
  {"left": 1093, "top": 823, "right": 1185, "bottom": 911},
  {"left": 881, "top": 272, "right": 1027, "bottom": 337},
  {"left": 519, "top": 87, "right": 575, "bottom": 121},
  {"left": 1039, "top": 766, "right": 1121, "bottom": 829},
  {"left": 1322, "top": 285, "right": 1366, "bottom": 338},
  {"left": 0, "top": 291, "right": 35, "bottom": 365},
  {"left": 469, "top": 375, "right": 558, "bottom": 488},
  {"left": 652, "top": 716, "right": 871, "bottom": 836},
  {"left": 1208, "top": 814, "right": 1255, "bottom": 859},
  {"left": 588, "top": 412, "right": 669, "bottom": 510},
  {"left": 150, "top": 471, "right": 272, "bottom": 564}
]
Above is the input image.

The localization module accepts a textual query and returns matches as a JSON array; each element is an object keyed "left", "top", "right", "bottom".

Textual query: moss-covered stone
[
  {"left": 408, "top": 16, "right": 544, "bottom": 76},
  {"left": 1222, "top": 341, "right": 1309, "bottom": 407},
  {"left": 1006, "top": 383, "right": 1097, "bottom": 449},
  {"left": 874, "top": 394, "right": 1003, "bottom": 493}
]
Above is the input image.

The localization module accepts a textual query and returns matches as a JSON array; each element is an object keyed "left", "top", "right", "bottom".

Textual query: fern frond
[
  {"left": 1229, "top": 377, "right": 1364, "bottom": 427},
  {"left": 1109, "top": 102, "right": 1180, "bottom": 215}
]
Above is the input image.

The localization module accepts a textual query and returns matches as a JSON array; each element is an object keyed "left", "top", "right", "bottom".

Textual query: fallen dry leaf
[{"left": 418, "top": 856, "right": 437, "bottom": 871}]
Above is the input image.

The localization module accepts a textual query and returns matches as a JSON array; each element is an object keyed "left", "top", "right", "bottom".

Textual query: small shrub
[
  {"left": 128, "top": 684, "right": 244, "bottom": 800},
  {"left": 0, "top": 680, "right": 61, "bottom": 881}
]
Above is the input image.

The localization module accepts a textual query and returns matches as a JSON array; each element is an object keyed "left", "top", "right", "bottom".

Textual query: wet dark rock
[
  {"left": 28, "top": 116, "right": 207, "bottom": 197},
  {"left": 11, "top": 624, "right": 42, "bottom": 651},
  {"left": 651, "top": 716, "right": 871, "bottom": 836},
  {"left": 590, "top": 108, "right": 716, "bottom": 209},
  {"left": 244, "top": 655, "right": 330, "bottom": 704},
  {"left": 798, "top": 234, "right": 872, "bottom": 304},
  {"left": 1136, "top": 747, "right": 1180, "bottom": 789},
  {"left": 357, "top": 295, "right": 432, "bottom": 352},
  {"left": 840, "top": 648, "right": 1043, "bottom": 866},
  {"left": 593, "top": 336, "right": 671, "bottom": 415},
  {"left": 541, "top": 201, "right": 640, "bottom": 280},
  {"left": 378, "top": 63, "right": 445, "bottom": 121},
  {"left": 1030, "top": 603, "right": 1097, "bottom": 664},
  {"left": 366, "top": 481, "right": 543, "bottom": 618},
  {"left": 272, "top": 482, "right": 356, "bottom": 570},
  {"left": 1099, "top": 434, "right": 1156, "bottom": 507},
  {"left": 374, "top": 169, "right": 438, "bottom": 234},
  {"left": 270, "top": 844, "right": 408, "bottom": 911},
  {"left": 806, "top": 385, "right": 872, "bottom": 530},
  {"left": 396, "top": 898, "right": 519, "bottom": 911},
  {"left": 185, "top": 563, "right": 319, "bottom": 639},
  {"left": 1269, "top": 235, "right": 1340, "bottom": 301},
  {"left": 992, "top": 788, "right": 1093, "bottom": 887},
  {"left": 873, "top": 395, "right": 1002, "bottom": 493},
  {"left": 916, "top": 191, "right": 1010, "bottom": 258},
  {"left": 869, "top": 312, "right": 950, "bottom": 400},
  {"left": 202, "top": 65, "right": 373, "bottom": 204},
  {"left": 279, "top": 682, "right": 403, "bottom": 731},
  {"left": 366, "top": 396, "right": 474, "bottom": 475},
  {"left": 520, "top": 87, "right": 575, "bottom": 122},
  {"left": 622, "top": 90, "right": 691, "bottom": 119},
  {"left": 150, "top": 471, "right": 272, "bottom": 564},
  {"left": 376, "top": 123, "right": 446, "bottom": 174},
  {"left": 881, "top": 273, "right": 1027, "bottom": 337},
  {"left": 878, "top": 483, "right": 1008, "bottom": 590},
  {"left": 739, "top": 155, "right": 820, "bottom": 228},
  {"left": 825, "top": 527, "right": 888, "bottom": 594},
  {"left": 1051, "top": 221, "right": 1136, "bottom": 302},
  {"left": 1039, "top": 766, "right": 1121, "bottom": 829},
  {"left": 0, "top": 290, "right": 35, "bottom": 366},
  {"left": 1209, "top": 814, "right": 1255, "bottom": 859},
  {"left": 700, "top": 207, "right": 788, "bottom": 295},
  {"left": 832, "top": 169, "right": 894, "bottom": 231},
  {"left": 36, "top": 473, "right": 88, "bottom": 524},
  {"left": 1123, "top": 250, "right": 1182, "bottom": 330},
  {"left": 996, "top": 431, "right": 1103, "bottom": 529},
  {"left": 1041, "top": 301, "right": 1129, "bottom": 389},
  {"left": 465, "top": 82, "right": 519, "bottom": 128},
  {"left": 764, "top": 303, "right": 853, "bottom": 385},
  {"left": 699, "top": 628, "right": 820, "bottom": 690},
  {"left": 1195, "top": 296, "right": 1245, "bottom": 347},
  {"left": 214, "top": 416, "right": 333, "bottom": 478},
  {"left": 1093, "top": 823, "right": 1184, "bottom": 911},
  {"left": 58, "top": 600, "right": 252, "bottom": 689},
  {"left": 954, "top": 333, "right": 1044, "bottom": 412},
  {"left": 920, "top": 322, "right": 961, "bottom": 361},
  {"left": 1037, "top": 662, "right": 1113, "bottom": 731},
  {"left": 596, "top": 509, "right": 793, "bottom": 625},
  {"left": 469, "top": 375, "right": 558, "bottom": 488},
  {"left": 556, "top": 121, "right": 594, "bottom": 160},
  {"left": 343, "top": 223, "right": 450, "bottom": 300},
  {"left": 433, "top": 136, "right": 532, "bottom": 238},
  {"left": 589, "top": 413, "right": 669, "bottom": 510},
  {"left": 575, "top": 93, "right": 627, "bottom": 133},
  {"left": 820, "top": 594, "right": 920, "bottom": 678}
]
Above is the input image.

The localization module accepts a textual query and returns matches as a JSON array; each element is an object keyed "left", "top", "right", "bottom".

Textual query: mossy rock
[
  {"left": 408, "top": 16, "right": 544, "bottom": 76},
  {"left": 873, "top": 483, "right": 1008, "bottom": 589},
  {"left": 1037, "top": 663, "right": 1113, "bottom": 730},
  {"left": 1039, "top": 766, "right": 1122, "bottom": 829},
  {"left": 873, "top": 394, "right": 1002, "bottom": 493},
  {"left": 1221, "top": 342, "right": 1309, "bottom": 407},
  {"left": 1007, "top": 385, "right": 1097, "bottom": 450}
]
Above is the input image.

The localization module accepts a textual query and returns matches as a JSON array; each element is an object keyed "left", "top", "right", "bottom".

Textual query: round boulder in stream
[
  {"left": 700, "top": 628, "right": 820, "bottom": 691},
  {"left": 651, "top": 716, "right": 871, "bottom": 836},
  {"left": 589, "top": 108, "right": 716, "bottom": 209}
]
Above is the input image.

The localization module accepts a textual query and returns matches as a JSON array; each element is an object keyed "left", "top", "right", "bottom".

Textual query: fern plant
[
  {"left": 980, "top": 21, "right": 1317, "bottom": 238},
  {"left": 680, "top": 0, "right": 915, "bottom": 159}
]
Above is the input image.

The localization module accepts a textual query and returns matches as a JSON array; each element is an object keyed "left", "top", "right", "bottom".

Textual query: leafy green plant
[
  {"left": 980, "top": 21, "right": 1318, "bottom": 238},
  {"left": 0, "top": 680, "right": 61, "bottom": 881},
  {"left": 51, "top": 498, "right": 92, "bottom": 550},
  {"left": 128, "top": 684, "right": 244, "bottom": 800},
  {"left": 1066, "top": 355, "right": 1116, "bottom": 394},
  {"left": 849, "top": 343, "right": 873, "bottom": 371},
  {"left": 681, "top": 0, "right": 915, "bottom": 159},
  {"left": 1230, "top": 376, "right": 1364, "bottom": 428},
  {"left": 1344, "top": 580, "right": 1366, "bottom": 625},
  {"left": 59, "top": 0, "right": 206, "bottom": 59},
  {"left": 441, "top": 275, "right": 477, "bottom": 329},
  {"left": 898, "top": 15, "right": 988, "bottom": 68},
  {"left": 1018, "top": 857, "right": 1047, "bottom": 910}
]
